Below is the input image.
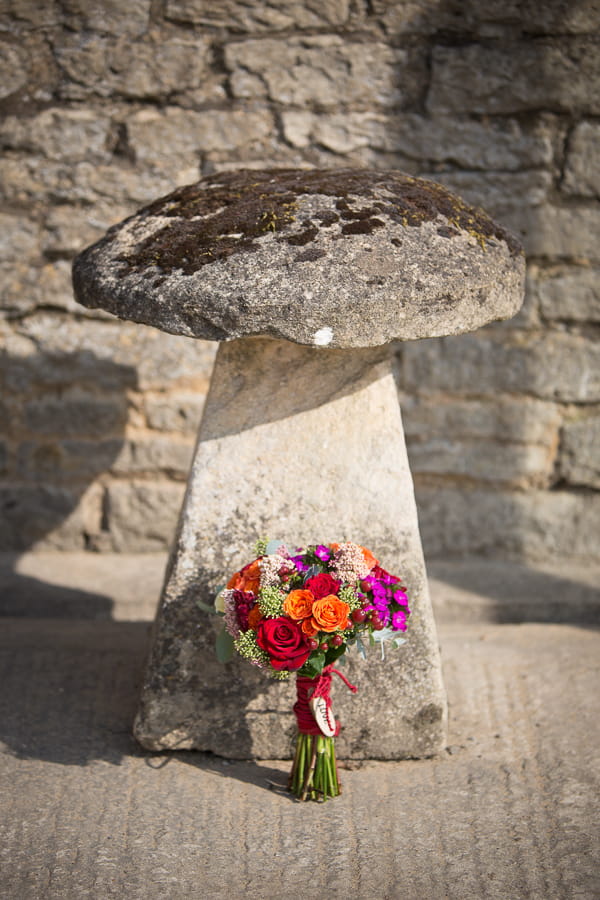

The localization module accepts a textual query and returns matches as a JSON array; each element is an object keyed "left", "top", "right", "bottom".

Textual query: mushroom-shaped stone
[
  {"left": 72, "top": 168, "right": 525, "bottom": 761},
  {"left": 73, "top": 168, "right": 524, "bottom": 348}
]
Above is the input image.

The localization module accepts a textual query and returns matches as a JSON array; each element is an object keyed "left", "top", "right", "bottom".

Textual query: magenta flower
[{"left": 392, "top": 610, "right": 408, "bottom": 631}]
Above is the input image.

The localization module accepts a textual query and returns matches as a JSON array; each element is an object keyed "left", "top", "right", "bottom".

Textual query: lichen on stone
[{"left": 113, "top": 168, "right": 523, "bottom": 277}]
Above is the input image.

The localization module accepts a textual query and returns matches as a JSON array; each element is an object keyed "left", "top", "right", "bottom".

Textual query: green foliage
[
  {"left": 215, "top": 627, "right": 235, "bottom": 663},
  {"left": 299, "top": 652, "right": 326, "bottom": 678}
]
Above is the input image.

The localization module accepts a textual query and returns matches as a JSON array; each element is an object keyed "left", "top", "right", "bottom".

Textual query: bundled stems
[{"left": 288, "top": 732, "right": 341, "bottom": 801}]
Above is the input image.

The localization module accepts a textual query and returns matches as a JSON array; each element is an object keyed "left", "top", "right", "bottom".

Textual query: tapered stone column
[
  {"left": 73, "top": 167, "right": 525, "bottom": 758},
  {"left": 132, "top": 338, "right": 446, "bottom": 757}
]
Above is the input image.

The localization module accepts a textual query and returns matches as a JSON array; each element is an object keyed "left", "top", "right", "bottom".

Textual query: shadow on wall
[{"left": 0, "top": 348, "right": 137, "bottom": 619}]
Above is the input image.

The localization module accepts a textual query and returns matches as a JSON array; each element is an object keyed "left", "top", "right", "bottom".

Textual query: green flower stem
[{"left": 289, "top": 732, "right": 341, "bottom": 801}]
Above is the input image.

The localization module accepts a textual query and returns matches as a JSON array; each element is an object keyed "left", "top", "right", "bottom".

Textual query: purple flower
[
  {"left": 315, "top": 544, "right": 332, "bottom": 563},
  {"left": 290, "top": 555, "right": 310, "bottom": 573},
  {"left": 392, "top": 610, "right": 408, "bottom": 631},
  {"left": 393, "top": 589, "right": 409, "bottom": 607}
]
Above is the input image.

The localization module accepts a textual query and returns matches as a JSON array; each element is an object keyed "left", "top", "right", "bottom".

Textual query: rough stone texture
[
  {"left": 53, "top": 32, "right": 213, "bottom": 102},
  {"left": 402, "top": 331, "right": 600, "bottom": 403},
  {"left": 166, "top": 0, "right": 351, "bottom": 30},
  {"left": 428, "top": 39, "right": 600, "bottom": 115},
  {"left": 0, "top": 0, "right": 599, "bottom": 563},
  {"left": 401, "top": 395, "right": 560, "bottom": 488},
  {"left": 73, "top": 168, "right": 524, "bottom": 350},
  {"left": 563, "top": 121, "right": 600, "bottom": 198},
  {"left": 533, "top": 264, "right": 600, "bottom": 322},
  {"left": 134, "top": 338, "right": 447, "bottom": 758},
  {"left": 560, "top": 414, "right": 600, "bottom": 489},
  {"left": 415, "top": 487, "right": 600, "bottom": 562},
  {"left": 225, "top": 37, "right": 422, "bottom": 109}
]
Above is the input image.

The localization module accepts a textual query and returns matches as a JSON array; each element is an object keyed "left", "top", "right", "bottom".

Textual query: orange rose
[
  {"left": 358, "top": 545, "right": 379, "bottom": 571},
  {"left": 284, "top": 589, "right": 315, "bottom": 621},
  {"left": 311, "top": 595, "right": 350, "bottom": 632},
  {"left": 301, "top": 617, "right": 319, "bottom": 637},
  {"left": 247, "top": 604, "right": 264, "bottom": 630},
  {"left": 227, "top": 559, "right": 261, "bottom": 595}
]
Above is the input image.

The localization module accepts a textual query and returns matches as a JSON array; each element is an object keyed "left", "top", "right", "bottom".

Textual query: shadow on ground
[
  {"left": 428, "top": 558, "right": 600, "bottom": 625},
  {"left": 0, "top": 611, "right": 296, "bottom": 797}
]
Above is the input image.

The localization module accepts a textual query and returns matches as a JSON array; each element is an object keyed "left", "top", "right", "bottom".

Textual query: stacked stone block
[{"left": 1, "top": 0, "right": 598, "bottom": 563}]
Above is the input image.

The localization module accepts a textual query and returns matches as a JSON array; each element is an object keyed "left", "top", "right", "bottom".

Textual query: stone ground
[{"left": 0, "top": 552, "right": 599, "bottom": 900}]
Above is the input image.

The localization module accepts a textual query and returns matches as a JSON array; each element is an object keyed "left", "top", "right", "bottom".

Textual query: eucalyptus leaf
[
  {"left": 266, "top": 539, "right": 285, "bottom": 555},
  {"left": 196, "top": 599, "right": 217, "bottom": 615},
  {"left": 302, "top": 565, "right": 321, "bottom": 581},
  {"left": 355, "top": 635, "right": 367, "bottom": 660},
  {"left": 215, "top": 627, "right": 235, "bottom": 663},
  {"left": 370, "top": 626, "right": 396, "bottom": 644}
]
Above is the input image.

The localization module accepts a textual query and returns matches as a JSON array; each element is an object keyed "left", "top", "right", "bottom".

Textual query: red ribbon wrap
[{"left": 294, "top": 665, "right": 358, "bottom": 736}]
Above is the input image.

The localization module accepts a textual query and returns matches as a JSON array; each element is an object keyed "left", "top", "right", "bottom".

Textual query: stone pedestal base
[{"left": 133, "top": 337, "right": 447, "bottom": 759}]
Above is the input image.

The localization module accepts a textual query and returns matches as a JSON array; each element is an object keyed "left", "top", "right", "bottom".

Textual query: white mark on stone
[{"left": 313, "top": 327, "right": 333, "bottom": 346}]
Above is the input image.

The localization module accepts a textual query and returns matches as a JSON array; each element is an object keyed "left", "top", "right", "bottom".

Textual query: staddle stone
[{"left": 72, "top": 168, "right": 525, "bottom": 759}]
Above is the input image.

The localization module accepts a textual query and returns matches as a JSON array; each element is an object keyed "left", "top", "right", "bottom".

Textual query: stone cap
[{"left": 72, "top": 168, "right": 525, "bottom": 349}]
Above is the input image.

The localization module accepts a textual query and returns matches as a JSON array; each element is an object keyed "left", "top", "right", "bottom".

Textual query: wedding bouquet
[{"left": 212, "top": 540, "right": 410, "bottom": 801}]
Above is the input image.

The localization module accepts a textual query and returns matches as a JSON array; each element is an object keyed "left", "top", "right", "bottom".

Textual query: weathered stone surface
[
  {"left": 563, "top": 121, "right": 600, "bottom": 198},
  {"left": 105, "top": 480, "right": 185, "bottom": 552},
  {"left": 0, "top": 43, "right": 28, "bottom": 99},
  {"left": 424, "top": 170, "right": 552, "bottom": 222},
  {"left": 0, "top": 214, "right": 41, "bottom": 313},
  {"left": 134, "top": 337, "right": 447, "bottom": 758},
  {"left": 225, "top": 37, "right": 421, "bottom": 108},
  {"left": 17, "top": 439, "right": 123, "bottom": 482},
  {"left": 24, "top": 388, "right": 129, "bottom": 437},
  {"left": 282, "top": 112, "right": 555, "bottom": 170},
  {"left": 110, "top": 436, "right": 194, "bottom": 477},
  {"left": 0, "top": 109, "right": 115, "bottom": 164},
  {"left": 533, "top": 265, "right": 600, "bottom": 322},
  {"left": 0, "top": 483, "right": 102, "bottom": 552},
  {"left": 43, "top": 203, "right": 132, "bottom": 258},
  {"left": 127, "top": 107, "right": 273, "bottom": 171},
  {"left": 409, "top": 438, "right": 553, "bottom": 487},
  {"left": 401, "top": 331, "right": 600, "bottom": 402},
  {"left": 416, "top": 486, "right": 600, "bottom": 562},
  {"left": 402, "top": 395, "right": 561, "bottom": 488},
  {"left": 433, "top": 0, "right": 600, "bottom": 35},
  {"left": 401, "top": 394, "right": 561, "bottom": 445},
  {"left": 1, "top": 259, "right": 115, "bottom": 318},
  {"left": 167, "top": 0, "right": 350, "bottom": 29},
  {"left": 428, "top": 39, "right": 600, "bottom": 115},
  {"left": 369, "top": 0, "right": 600, "bottom": 36},
  {"left": 0, "top": 0, "right": 62, "bottom": 29},
  {"left": 58, "top": 0, "right": 152, "bottom": 37},
  {"left": 560, "top": 414, "right": 600, "bottom": 489},
  {"left": 512, "top": 204, "right": 600, "bottom": 262},
  {"left": 0, "top": 156, "right": 176, "bottom": 207},
  {"left": 144, "top": 391, "right": 205, "bottom": 434},
  {"left": 73, "top": 168, "right": 524, "bottom": 349},
  {"left": 14, "top": 315, "right": 216, "bottom": 391},
  {"left": 54, "top": 32, "right": 212, "bottom": 101}
]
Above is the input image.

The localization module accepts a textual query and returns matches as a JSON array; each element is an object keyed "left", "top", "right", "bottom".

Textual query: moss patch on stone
[{"left": 117, "top": 168, "right": 523, "bottom": 276}]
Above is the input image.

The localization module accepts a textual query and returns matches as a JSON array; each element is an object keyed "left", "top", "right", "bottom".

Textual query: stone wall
[{"left": 1, "top": 0, "right": 598, "bottom": 562}]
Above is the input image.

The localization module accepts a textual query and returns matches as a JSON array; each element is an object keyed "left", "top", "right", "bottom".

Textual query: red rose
[
  {"left": 304, "top": 572, "right": 341, "bottom": 599},
  {"left": 256, "top": 617, "right": 311, "bottom": 671}
]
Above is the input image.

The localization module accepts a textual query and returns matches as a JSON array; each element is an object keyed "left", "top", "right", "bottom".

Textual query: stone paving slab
[{"left": 0, "top": 555, "right": 599, "bottom": 899}]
